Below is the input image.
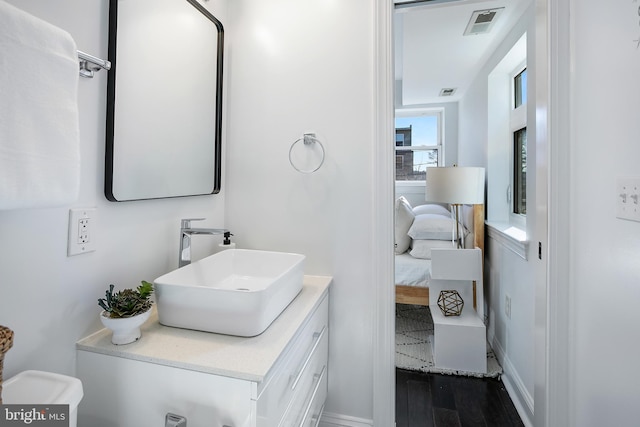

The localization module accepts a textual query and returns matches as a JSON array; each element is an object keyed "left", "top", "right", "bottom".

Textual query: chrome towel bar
[{"left": 77, "top": 50, "right": 111, "bottom": 78}]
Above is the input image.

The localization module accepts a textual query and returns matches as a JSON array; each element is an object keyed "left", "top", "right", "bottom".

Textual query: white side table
[{"left": 429, "top": 248, "right": 487, "bottom": 374}]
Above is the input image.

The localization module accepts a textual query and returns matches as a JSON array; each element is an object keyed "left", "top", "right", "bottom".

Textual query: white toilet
[{"left": 2, "top": 370, "right": 83, "bottom": 427}]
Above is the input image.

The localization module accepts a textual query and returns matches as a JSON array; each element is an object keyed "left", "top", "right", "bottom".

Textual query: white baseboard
[
  {"left": 489, "top": 332, "right": 534, "bottom": 427},
  {"left": 319, "top": 412, "right": 373, "bottom": 427}
]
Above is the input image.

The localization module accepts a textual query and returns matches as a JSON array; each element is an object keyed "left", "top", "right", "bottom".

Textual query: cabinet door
[{"left": 77, "top": 351, "right": 256, "bottom": 427}]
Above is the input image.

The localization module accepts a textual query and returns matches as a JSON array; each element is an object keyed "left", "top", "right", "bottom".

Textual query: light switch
[{"left": 616, "top": 177, "right": 640, "bottom": 222}]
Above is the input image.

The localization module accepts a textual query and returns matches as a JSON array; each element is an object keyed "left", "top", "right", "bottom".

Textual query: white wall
[
  {"left": 0, "top": 0, "right": 227, "bottom": 379},
  {"left": 224, "top": 0, "right": 376, "bottom": 423},
  {"left": 0, "top": 1, "right": 379, "bottom": 423},
  {"left": 569, "top": 1, "right": 640, "bottom": 425},
  {"left": 458, "top": 4, "right": 536, "bottom": 424}
]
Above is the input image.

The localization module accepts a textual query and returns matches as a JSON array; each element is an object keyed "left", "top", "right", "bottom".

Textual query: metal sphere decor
[{"left": 437, "top": 290, "right": 464, "bottom": 316}]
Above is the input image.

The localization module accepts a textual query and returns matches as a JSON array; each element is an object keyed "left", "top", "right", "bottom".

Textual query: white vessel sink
[{"left": 154, "top": 249, "right": 305, "bottom": 337}]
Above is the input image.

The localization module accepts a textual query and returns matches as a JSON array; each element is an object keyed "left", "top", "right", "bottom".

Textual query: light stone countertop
[{"left": 76, "top": 275, "right": 331, "bottom": 383}]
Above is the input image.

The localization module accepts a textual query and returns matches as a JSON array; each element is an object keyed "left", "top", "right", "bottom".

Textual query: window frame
[
  {"left": 509, "top": 62, "right": 527, "bottom": 228},
  {"left": 514, "top": 67, "right": 527, "bottom": 109},
  {"left": 486, "top": 32, "right": 528, "bottom": 258},
  {"left": 513, "top": 127, "right": 527, "bottom": 215},
  {"left": 394, "top": 108, "right": 444, "bottom": 184}
]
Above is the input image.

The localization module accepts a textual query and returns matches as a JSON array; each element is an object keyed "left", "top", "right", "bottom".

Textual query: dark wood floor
[{"left": 396, "top": 369, "right": 524, "bottom": 427}]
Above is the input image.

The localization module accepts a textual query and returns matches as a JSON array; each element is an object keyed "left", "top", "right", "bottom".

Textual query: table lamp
[{"left": 425, "top": 166, "right": 485, "bottom": 248}]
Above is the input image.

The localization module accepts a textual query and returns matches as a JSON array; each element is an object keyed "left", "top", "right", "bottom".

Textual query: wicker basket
[{"left": 0, "top": 325, "right": 15, "bottom": 404}]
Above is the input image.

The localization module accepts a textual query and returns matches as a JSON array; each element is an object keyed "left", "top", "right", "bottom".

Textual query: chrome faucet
[{"left": 179, "top": 218, "right": 228, "bottom": 267}]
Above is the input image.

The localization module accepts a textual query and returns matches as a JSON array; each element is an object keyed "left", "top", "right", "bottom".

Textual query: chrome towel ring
[{"left": 288, "top": 133, "right": 325, "bottom": 174}]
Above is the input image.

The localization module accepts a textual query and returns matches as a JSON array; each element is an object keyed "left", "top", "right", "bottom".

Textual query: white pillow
[
  {"left": 412, "top": 204, "right": 451, "bottom": 217},
  {"left": 407, "top": 213, "right": 462, "bottom": 240},
  {"left": 394, "top": 196, "right": 414, "bottom": 254},
  {"left": 410, "top": 239, "right": 454, "bottom": 259}
]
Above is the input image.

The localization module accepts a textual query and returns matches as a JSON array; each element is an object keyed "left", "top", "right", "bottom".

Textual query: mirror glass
[{"left": 105, "top": 0, "right": 223, "bottom": 201}]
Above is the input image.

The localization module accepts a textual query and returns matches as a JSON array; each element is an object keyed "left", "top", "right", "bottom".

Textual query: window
[
  {"left": 394, "top": 110, "right": 443, "bottom": 181},
  {"left": 511, "top": 66, "right": 527, "bottom": 219},
  {"left": 514, "top": 68, "right": 527, "bottom": 108},
  {"left": 513, "top": 127, "right": 527, "bottom": 215},
  {"left": 487, "top": 33, "right": 529, "bottom": 256}
]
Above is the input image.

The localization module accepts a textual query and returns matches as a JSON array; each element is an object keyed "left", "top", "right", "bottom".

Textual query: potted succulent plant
[{"left": 98, "top": 281, "right": 154, "bottom": 345}]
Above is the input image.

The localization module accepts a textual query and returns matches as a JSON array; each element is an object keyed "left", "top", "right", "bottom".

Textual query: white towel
[{"left": 0, "top": 1, "right": 80, "bottom": 210}]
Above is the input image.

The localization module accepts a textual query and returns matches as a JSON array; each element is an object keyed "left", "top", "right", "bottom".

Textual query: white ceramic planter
[{"left": 99, "top": 310, "right": 151, "bottom": 345}]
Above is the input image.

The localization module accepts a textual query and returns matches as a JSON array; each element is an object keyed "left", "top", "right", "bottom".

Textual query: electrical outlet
[
  {"left": 505, "top": 294, "right": 512, "bottom": 319},
  {"left": 68, "top": 208, "right": 97, "bottom": 256},
  {"left": 77, "top": 218, "right": 90, "bottom": 243}
]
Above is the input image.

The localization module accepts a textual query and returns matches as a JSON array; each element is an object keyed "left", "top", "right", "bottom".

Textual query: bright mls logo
[{"left": 0, "top": 405, "right": 69, "bottom": 426}]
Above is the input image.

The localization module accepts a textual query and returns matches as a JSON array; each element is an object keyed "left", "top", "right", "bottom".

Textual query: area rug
[{"left": 395, "top": 303, "right": 503, "bottom": 378}]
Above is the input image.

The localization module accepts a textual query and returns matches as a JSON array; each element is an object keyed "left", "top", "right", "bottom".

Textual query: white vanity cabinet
[{"left": 76, "top": 276, "right": 330, "bottom": 427}]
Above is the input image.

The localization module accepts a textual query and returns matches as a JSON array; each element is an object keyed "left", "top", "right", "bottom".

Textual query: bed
[{"left": 395, "top": 199, "right": 484, "bottom": 307}]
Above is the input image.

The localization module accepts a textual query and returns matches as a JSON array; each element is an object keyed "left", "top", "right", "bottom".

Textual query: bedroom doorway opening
[{"left": 388, "top": 1, "right": 549, "bottom": 426}]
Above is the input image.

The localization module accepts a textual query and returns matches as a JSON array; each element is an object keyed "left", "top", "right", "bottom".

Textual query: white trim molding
[
  {"left": 537, "top": 0, "right": 572, "bottom": 426},
  {"left": 486, "top": 221, "right": 529, "bottom": 260},
  {"left": 489, "top": 332, "right": 534, "bottom": 427},
  {"left": 372, "top": 0, "right": 396, "bottom": 426},
  {"left": 320, "top": 412, "right": 374, "bottom": 427}
]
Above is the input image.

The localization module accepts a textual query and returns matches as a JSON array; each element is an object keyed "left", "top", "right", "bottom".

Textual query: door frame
[
  {"left": 372, "top": 1, "right": 396, "bottom": 426},
  {"left": 371, "top": 1, "right": 572, "bottom": 426}
]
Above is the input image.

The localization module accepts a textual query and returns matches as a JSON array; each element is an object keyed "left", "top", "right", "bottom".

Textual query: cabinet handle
[
  {"left": 291, "top": 325, "right": 326, "bottom": 390},
  {"left": 299, "top": 366, "right": 327, "bottom": 427},
  {"left": 165, "top": 413, "right": 187, "bottom": 427},
  {"left": 309, "top": 404, "right": 325, "bottom": 427}
]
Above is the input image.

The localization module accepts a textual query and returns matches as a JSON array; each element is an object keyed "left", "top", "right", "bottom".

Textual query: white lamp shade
[{"left": 425, "top": 167, "right": 485, "bottom": 204}]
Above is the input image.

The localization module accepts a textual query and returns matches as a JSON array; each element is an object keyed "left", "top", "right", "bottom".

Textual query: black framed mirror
[{"left": 105, "top": 0, "right": 223, "bottom": 201}]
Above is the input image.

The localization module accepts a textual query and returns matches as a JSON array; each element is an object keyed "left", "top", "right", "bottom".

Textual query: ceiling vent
[
  {"left": 439, "top": 88, "right": 456, "bottom": 97},
  {"left": 463, "top": 8, "right": 504, "bottom": 36}
]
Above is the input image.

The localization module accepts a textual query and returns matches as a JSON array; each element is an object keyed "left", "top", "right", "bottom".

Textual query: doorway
[{"left": 372, "top": 0, "right": 567, "bottom": 426}]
